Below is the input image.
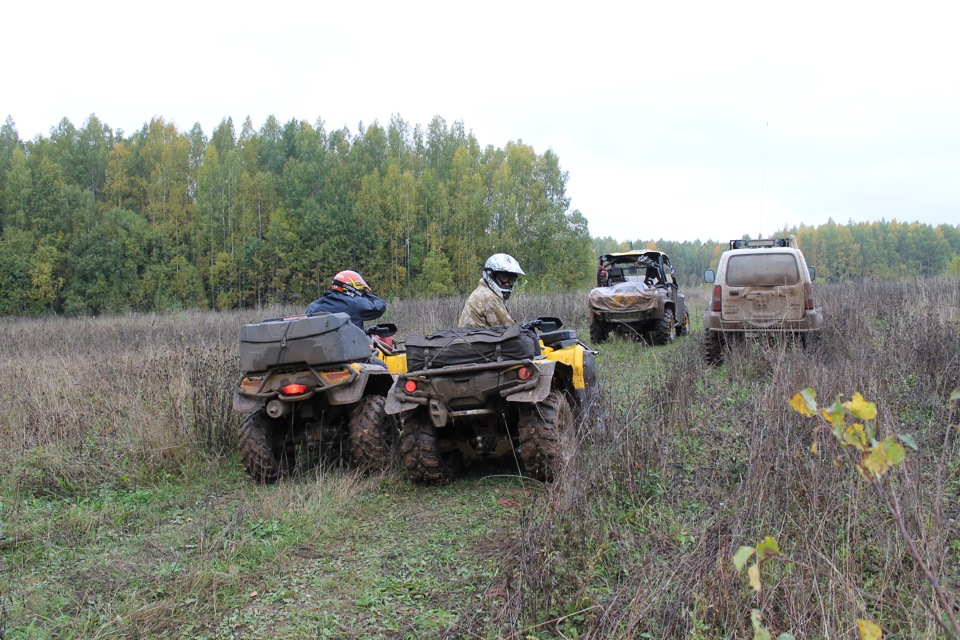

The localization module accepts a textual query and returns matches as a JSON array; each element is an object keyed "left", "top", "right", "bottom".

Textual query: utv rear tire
[
  {"left": 239, "top": 410, "right": 285, "bottom": 484},
  {"left": 678, "top": 309, "right": 691, "bottom": 336},
  {"left": 589, "top": 320, "right": 609, "bottom": 344},
  {"left": 519, "top": 390, "right": 575, "bottom": 482},
  {"left": 702, "top": 330, "right": 723, "bottom": 366},
  {"left": 349, "top": 395, "right": 398, "bottom": 474},
  {"left": 400, "top": 411, "right": 453, "bottom": 486},
  {"left": 654, "top": 308, "right": 676, "bottom": 345}
]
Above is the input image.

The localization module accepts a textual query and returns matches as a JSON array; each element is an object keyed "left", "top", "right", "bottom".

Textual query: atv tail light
[
  {"left": 517, "top": 366, "right": 532, "bottom": 381},
  {"left": 403, "top": 380, "right": 418, "bottom": 393},
  {"left": 711, "top": 285, "right": 722, "bottom": 312},
  {"left": 803, "top": 282, "right": 815, "bottom": 311},
  {"left": 279, "top": 383, "right": 308, "bottom": 396}
]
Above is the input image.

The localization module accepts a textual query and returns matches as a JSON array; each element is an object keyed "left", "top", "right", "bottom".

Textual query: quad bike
[
  {"left": 232, "top": 313, "right": 406, "bottom": 484},
  {"left": 384, "top": 318, "right": 599, "bottom": 485}
]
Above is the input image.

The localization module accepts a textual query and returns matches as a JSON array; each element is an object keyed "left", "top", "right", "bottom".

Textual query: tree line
[
  {"left": 0, "top": 114, "right": 595, "bottom": 315},
  {"left": 2, "top": 113, "right": 958, "bottom": 317},
  {"left": 595, "top": 218, "right": 960, "bottom": 288}
]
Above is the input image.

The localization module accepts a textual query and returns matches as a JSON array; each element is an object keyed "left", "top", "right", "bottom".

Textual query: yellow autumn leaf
[
  {"left": 789, "top": 389, "right": 817, "bottom": 417},
  {"left": 748, "top": 563, "right": 762, "bottom": 592},
  {"left": 863, "top": 437, "right": 906, "bottom": 478},
  {"left": 842, "top": 423, "right": 868, "bottom": 450},
  {"left": 844, "top": 393, "right": 877, "bottom": 421},
  {"left": 863, "top": 445, "right": 890, "bottom": 477},
  {"left": 733, "top": 546, "right": 756, "bottom": 572},
  {"left": 857, "top": 618, "right": 882, "bottom": 640},
  {"left": 755, "top": 536, "right": 781, "bottom": 563},
  {"left": 821, "top": 398, "right": 847, "bottom": 437}
]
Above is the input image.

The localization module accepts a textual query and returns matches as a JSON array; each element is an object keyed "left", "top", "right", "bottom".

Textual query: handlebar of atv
[{"left": 521, "top": 317, "right": 563, "bottom": 333}]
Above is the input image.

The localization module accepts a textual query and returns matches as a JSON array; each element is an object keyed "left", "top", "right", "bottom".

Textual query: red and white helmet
[{"left": 331, "top": 270, "right": 371, "bottom": 295}]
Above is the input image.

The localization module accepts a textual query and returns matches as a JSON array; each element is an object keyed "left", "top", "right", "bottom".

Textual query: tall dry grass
[
  {"left": 1, "top": 280, "right": 957, "bottom": 638},
  {"left": 0, "top": 309, "right": 270, "bottom": 493},
  {"left": 487, "top": 278, "right": 960, "bottom": 639}
]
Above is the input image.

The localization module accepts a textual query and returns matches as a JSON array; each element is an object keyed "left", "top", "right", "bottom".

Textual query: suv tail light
[
  {"left": 711, "top": 285, "right": 722, "bottom": 312},
  {"left": 803, "top": 282, "right": 814, "bottom": 310}
]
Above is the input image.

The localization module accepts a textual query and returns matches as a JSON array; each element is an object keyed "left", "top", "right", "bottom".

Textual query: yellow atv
[
  {"left": 233, "top": 315, "right": 405, "bottom": 483},
  {"left": 384, "top": 318, "right": 598, "bottom": 485}
]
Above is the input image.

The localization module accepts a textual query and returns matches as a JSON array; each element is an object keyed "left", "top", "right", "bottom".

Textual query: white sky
[{"left": 5, "top": 0, "right": 959, "bottom": 242}]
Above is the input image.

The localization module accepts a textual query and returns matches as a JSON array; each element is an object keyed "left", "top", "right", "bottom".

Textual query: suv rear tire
[{"left": 702, "top": 330, "right": 723, "bottom": 366}]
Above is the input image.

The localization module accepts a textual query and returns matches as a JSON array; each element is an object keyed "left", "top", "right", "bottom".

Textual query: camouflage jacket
[{"left": 458, "top": 279, "right": 514, "bottom": 328}]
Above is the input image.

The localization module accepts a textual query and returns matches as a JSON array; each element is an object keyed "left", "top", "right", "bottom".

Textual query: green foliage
[
  {"left": 599, "top": 218, "right": 960, "bottom": 290},
  {"left": 0, "top": 114, "right": 602, "bottom": 315},
  {"left": 2, "top": 113, "right": 959, "bottom": 317}
]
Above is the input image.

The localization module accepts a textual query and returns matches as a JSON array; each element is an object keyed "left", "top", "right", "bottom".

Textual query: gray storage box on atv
[{"left": 238, "top": 313, "right": 372, "bottom": 372}]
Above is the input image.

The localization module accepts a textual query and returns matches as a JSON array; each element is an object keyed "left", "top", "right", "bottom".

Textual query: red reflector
[
  {"left": 280, "top": 383, "right": 308, "bottom": 395},
  {"left": 711, "top": 285, "right": 722, "bottom": 312},
  {"left": 517, "top": 367, "right": 532, "bottom": 381},
  {"left": 403, "top": 380, "right": 417, "bottom": 393}
]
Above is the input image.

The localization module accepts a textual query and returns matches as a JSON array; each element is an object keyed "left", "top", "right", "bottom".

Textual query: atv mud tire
[
  {"left": 400, "top": 410, "right": 454, "bottom": 486},
  {"left": 678, "top": 309, "right": 691, "bottom": 336},
  {"left": 654, "top": 307, "right": 676, "bottom": 345},
  {"left": 518, "top": 390, "right": 575, "bottom": 482},
  {"left": 349, "top": 395, "right": 398, "bottom": 474},
  {"left": 239, "top": 410, "right": 288, "bottom": 484}
]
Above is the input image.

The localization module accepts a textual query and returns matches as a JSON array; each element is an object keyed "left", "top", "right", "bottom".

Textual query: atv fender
[
  {"left": 233, "top": 392, "right": 261, "bottom": 414},
  {"left": 326, "top": 362, "right": 394, "bottom": 405},
  {"left": 385, "top": 384, "right": 420, "bottom": 415},
  {"left": 504, "top": 360, "right": 556, "bottom": 404}
]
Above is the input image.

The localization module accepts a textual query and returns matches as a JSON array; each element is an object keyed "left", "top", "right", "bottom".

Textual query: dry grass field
[{"left": 0, "top": 278, "right": 958, "bottom": 639}]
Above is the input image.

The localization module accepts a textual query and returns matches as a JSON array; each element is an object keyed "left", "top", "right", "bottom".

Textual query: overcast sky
[{"left": 6, "top": 0, "right": 958, "bottom": 243}]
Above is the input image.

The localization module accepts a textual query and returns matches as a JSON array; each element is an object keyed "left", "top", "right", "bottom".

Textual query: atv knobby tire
[
  {"left": 349, "top": 395, "right": 397, "bottom": 473},
  {"left": 702, "top": 330, "right": 723, "bottom": 366},
  {"left": 518, "top": 390, "right": 574, "bottom": 482},
  {"left": 678, "top": 309, "right": 691, "bottom": 336},
  {"left": 654, "top": 307, "right": 676, "bottom": 345},
  {"left": 400, "top": 410, "right": 453, "bottom": 486},
  {"left": 239, "top": 410, "right": 287, "bottom": 484}
]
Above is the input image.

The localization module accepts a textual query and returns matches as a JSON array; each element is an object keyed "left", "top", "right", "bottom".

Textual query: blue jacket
[{"left": 305, "top": 290, "right": 386, "bottom": 329}]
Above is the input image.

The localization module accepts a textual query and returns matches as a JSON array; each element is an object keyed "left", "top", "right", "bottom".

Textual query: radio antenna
[{"left": 759, "top": 122, "right": 768, "bottom": 238}]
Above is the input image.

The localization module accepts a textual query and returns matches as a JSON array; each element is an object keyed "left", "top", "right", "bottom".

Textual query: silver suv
[{"left": 701, "top": 236, "right": 824, "bottom": 364}]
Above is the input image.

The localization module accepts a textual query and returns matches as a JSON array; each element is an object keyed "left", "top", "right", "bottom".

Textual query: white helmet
[{"left": 482, "top": 253, "right": 524, "bottom": 300}]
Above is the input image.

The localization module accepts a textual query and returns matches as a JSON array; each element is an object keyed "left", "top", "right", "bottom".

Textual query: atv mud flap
[{"left": 233, "top": 392, "right": 262, "bottom": 414}]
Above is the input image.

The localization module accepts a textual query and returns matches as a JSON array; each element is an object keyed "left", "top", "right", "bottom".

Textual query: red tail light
[
  {"left": 803, "top": 282, "right": 814, "bottom": 310},
  {"left": 403, "top": 380, "right": 418, "bottom": 393},
  {"left": 711, "top": 285, "right": 722, "bottom": 312},
  {"left": 517, "top": 366, "right": 532, "bottom": 381},
  {"left": 280, "top": 383, "right": 308, "bottom": 396}
]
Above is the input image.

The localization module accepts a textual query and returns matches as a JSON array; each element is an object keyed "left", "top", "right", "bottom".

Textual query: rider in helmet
[
  {"left": 306, "top": 270, "right": 386, "bottom": 329},
  {"left": 458, "top": 253, "right": 524, "bottom": 328}
]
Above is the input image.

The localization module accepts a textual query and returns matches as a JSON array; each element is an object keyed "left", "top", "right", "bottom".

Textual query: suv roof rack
[{"left": 728, "top": 236, "right": 797, "bottom": 250}]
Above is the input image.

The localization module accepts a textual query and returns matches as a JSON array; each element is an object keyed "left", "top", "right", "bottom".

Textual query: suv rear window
[{"left": 726, "top": 253, "right": 800, "bottom": 286}]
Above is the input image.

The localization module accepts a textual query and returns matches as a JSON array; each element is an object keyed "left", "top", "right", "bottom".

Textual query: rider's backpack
[{"left": 405, "top": 324, "right": 540, "bottom": 371}]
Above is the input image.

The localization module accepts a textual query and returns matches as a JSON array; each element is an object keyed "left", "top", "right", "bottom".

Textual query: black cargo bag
[{"left": 405, "top": 324, "right": 540, "bottom": 371}]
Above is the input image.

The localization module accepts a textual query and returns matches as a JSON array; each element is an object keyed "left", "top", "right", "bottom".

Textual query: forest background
[{"left": 2, "top": 113, "right": 959, "bottom": 317}]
